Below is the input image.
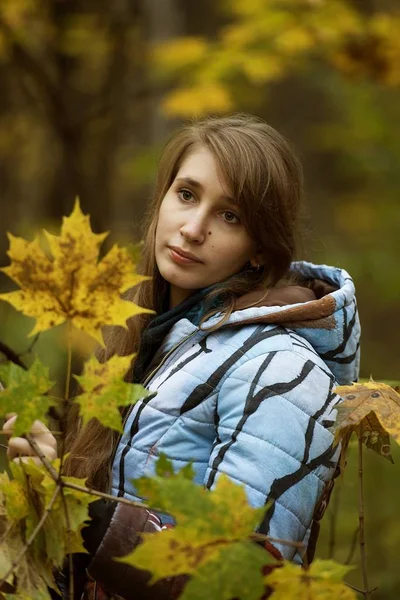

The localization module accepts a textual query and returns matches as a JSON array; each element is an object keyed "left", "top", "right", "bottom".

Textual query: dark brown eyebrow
[{"left": 175, "top": 176, "right": 235, "bottom": 205}]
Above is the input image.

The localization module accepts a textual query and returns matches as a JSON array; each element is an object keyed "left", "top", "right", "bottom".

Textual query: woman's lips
[{"left": 168, "top": 247, "right": 202, "bottom": 265}]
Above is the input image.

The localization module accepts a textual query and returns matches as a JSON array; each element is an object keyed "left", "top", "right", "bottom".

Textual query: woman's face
[{"left": 155, "top": 146, "right": 263, "bottom": 308}]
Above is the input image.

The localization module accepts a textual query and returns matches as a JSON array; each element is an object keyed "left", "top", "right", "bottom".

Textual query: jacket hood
[{"left": 202, "top": 261, "right": 361, "bottom": 384}]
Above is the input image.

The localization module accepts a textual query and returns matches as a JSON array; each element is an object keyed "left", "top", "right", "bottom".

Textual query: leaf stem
[
  {"left": 0, "top": 483, "right": 61, "bottom": 589},
  {"left": 358, "top": 429, "right": 370, "bottom": 599},
  {"left": 65, "top": 321, "right": 73, "bottom": 401},
  {"left": 60, "top": 487, "right": 74, "bottom": 600},
  {"left": 59, "top": 320, "right": 73, "bottom": 477}
]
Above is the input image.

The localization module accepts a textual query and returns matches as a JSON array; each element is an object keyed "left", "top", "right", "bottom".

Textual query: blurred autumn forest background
[{"left": 0, "top": 0, "right": 399, "bottom": 598}]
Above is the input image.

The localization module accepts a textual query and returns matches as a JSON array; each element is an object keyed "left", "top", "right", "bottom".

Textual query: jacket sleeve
[
  {"left": 86, "top": 503, "right": 189, "bottom": 600},
  {"left": 203, "top": 349, "right": 340, "bottom": 560}
]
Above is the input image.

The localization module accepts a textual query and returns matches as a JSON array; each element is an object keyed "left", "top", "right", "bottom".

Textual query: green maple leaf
[
  {"left": 135, "top": 466, "right": 265, "bottom": 539},
  {"left": 135, "top": 470, "right": 215, "bottom": 534},
  {"left": 265, "top": 559, "right": 356, "bottom": 599},
  {"left": 0, "top": 358, "right": 55, "bottom": 436},
  {"left": 181, "top": 542, "right": 268, "bottom": 600},
  {"left": 73, "top": 353, "right": 150, "bottom": 432},
  {"left": 155, "top": 453, "right": 195, "bottom": 480}
]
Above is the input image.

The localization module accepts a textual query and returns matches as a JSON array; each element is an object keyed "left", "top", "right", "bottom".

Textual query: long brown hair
[{"left": 65, "top": 113, "right": 304, "bottom": 491}]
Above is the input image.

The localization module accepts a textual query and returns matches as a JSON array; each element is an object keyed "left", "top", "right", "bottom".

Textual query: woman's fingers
[
  {"left": 2, "top": 414, "right": 18, "bottom": 436},
  {"left": 2, "top": 414, "right": 58, "bottom": 463},
  {"left": 29, "top": 420, "right": 58, "bottom": 450},
  {"left": 7, "top": 437, "right": 32, "bottom": 458},
  {"left": 8, "top": 437, "right": 57, "bottom": 462},
  {"left": 2, "top": 417, "right": 57, "bottom": 451}
]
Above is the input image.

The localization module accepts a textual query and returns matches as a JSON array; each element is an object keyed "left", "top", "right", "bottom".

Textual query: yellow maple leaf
[
  {"left": 265, "top": 559, "right": 356, "bottom": 600},
  {"left": 333, "top": 380, "right": 400, "bottom": 462},
  {"left": 0, "top": 198, "right": 153, "bottom": 345}
]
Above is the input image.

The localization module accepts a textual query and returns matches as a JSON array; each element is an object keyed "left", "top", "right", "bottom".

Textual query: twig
[
  {"left": 58, "top": 319, "right": 73, "bottom": 477},
  {"left": 345, "top": 525, "right": 360, "bottom": 565},
  {"left": 358, "top": 429, "right": 370, "bottom": 598},
  {"left": 346, "top": 582, "right": 378, "bottom": 595},
  {"left": 26, "top": 434, "right": 60, "bottom": 481},
  {"left": 0, "top": 341, "right": 26, "bottom": 369},
  {"left": 0, "top": 483, "right": 61, "bottom": 588},
  {"left": 56, "top": 322, "right": 74, "bottom": 600},
  {"left": 251, "top": 532, "right": 306, "bottom": 551},
  {"left": 19, "top": 333, "right": 40, "bottom": 357}
]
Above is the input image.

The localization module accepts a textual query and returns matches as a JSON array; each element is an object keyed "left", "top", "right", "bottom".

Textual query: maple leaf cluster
[
  {"left": 0, "top": 459, "right": 97, "bottom": 599},
  {"left": 0, "top": 199, "right": 152, "bottom": 435}
]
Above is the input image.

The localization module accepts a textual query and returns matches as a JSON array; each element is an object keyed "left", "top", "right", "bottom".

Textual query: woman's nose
[{"left": 180, "top": 216, "right": 207, "bottom": 244}]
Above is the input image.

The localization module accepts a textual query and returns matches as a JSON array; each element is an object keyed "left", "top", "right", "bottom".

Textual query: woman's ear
[{"left": 250, "top": 250, "right": 265, "bottom": 268}]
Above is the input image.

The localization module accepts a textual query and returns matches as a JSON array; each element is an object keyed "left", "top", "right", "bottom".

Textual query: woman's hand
[{"left": 2, "top": 413, "right": 58, "bottom": 465}]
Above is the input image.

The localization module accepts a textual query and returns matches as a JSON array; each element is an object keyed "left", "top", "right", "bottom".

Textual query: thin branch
[
  {"left": 358, "top": 430, "right": 370, "bottom": 598},
  {"left": 58, "top": 321, "right": 73, "bottom": 485},
  {"left": 346, "top": 582, "right": 378, "bottom": 595},
  {"left": 0, "top": 341, "right": 27, "bottom": 369},
  {"left": 251, "top": 532, "right": 305, "bottom": 551},
  {"left": 0, "top": 483, "right": 61, "bottom": 588},
  {"left": 19, "top": 333, "right": 40, "bottom": 358},
  {"left": 64, "top": 322, "right": 73, "bottom": 401},
  {"left": 26, "top": 434, "right": 60, "bottom": 481}
]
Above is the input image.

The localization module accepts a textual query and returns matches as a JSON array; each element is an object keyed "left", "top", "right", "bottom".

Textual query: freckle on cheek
[{"left": 208, "top": 231, "right": 212, "bottom": 235}]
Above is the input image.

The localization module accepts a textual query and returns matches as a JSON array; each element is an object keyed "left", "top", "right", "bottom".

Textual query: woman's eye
[
  {"left": 178, "top": 189, "right": 194, "bottom": 202},
  {"left": 222, "top": 211, "right": 240, "bottom": 224}
]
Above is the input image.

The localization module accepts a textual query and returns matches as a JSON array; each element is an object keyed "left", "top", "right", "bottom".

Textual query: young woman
[{"left": 4, "top": 114, "right": 360, "bottom": 599}]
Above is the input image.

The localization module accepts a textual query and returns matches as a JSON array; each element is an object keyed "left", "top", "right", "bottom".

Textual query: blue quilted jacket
[{"left": 111, "top": 261, "right": 360, "bottom": 559}]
